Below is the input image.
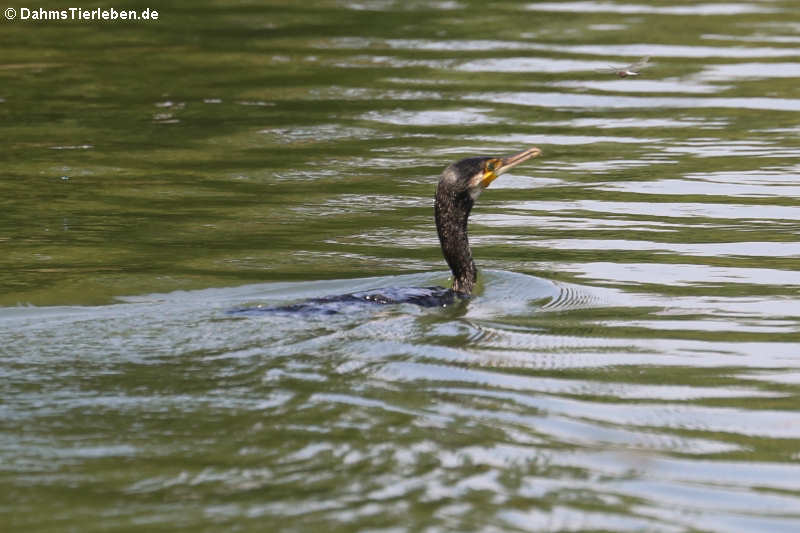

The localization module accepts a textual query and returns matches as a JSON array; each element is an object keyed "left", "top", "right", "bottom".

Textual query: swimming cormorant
[
  {"left": 232, "top": 146, "right": 542, "bottom": 314},
  {"left": 435, "top": 146, "right": 541, "bottom": 295}
]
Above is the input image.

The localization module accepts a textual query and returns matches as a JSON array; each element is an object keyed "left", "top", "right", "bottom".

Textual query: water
[{"left": 3, "top": 1, "right": 800, "bottom": 531}]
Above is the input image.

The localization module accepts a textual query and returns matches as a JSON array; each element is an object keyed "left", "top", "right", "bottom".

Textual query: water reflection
[
  {"left": 4, "top": 1, "right": 800, "bottom": 531},
  {"left": 561, "top": 261, "right": 800, "bottom": 287},
  {"left": 361, "top": 108, "right": 494, "bottom": 125},
  {"left": 549, "top": 79, "right": 726, "bottom": 94},
  {"left": 695, "top": 61, "right": 800, "bottom": 80},
  {"left": 597, "top": 176, "right": 800, "bottom": 197},
  {"left": 473, "top": 91, "right": 800, "bottom": 111},
  {"left": 504, "top": 200, "right": 800, "bottom": 220},
  {"left": 525, "top": 2, "right": 780, "bottom": 15}
]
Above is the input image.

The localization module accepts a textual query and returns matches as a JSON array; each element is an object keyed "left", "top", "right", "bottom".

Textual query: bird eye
[{"left": 487, "top": 161, "right": 496, "bottom": 172}]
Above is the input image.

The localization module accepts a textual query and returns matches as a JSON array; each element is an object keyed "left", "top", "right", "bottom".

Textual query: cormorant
[
  {"left": 232, "top": 146, "right": 542, "bottom": 314},
  {"left": 434, "top": 146, "right": 541, "bottom": 295}
]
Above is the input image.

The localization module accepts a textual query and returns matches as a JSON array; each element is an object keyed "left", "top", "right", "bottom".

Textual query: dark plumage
[
  {"left": 435, "top": 159, "right": 480, "bottom": 294},
  {"left": 435, "top": 147, "right": 541, "bottom": 295},
  {"left": 231, "top": 146, "right": 541, "bottom": 315}
]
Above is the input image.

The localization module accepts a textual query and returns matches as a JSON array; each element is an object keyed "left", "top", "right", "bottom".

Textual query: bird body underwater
[{"left": 232, "top": 146, "right": 541, "bottom": 315}]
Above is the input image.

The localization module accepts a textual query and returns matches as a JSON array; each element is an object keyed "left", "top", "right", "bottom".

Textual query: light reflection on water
[
  {"left": 472, "top": 91, "right": 800, "bottom": 111},
  {"left": 525, "top": 2, "right": 781, "bottom": 15},
  {"left": 3, "top": 1, "right": 800, "bottom": 532},
  {"left": 548, "top": 79, "right": 728, "bottom": 94},
  {"left": 597, "top": 176, "right": 800, "bottom": 197},
  {"left": 504, "top": 199, "right": 800, "bottom": 220}
]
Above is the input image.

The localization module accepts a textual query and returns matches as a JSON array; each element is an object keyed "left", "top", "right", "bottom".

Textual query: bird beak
[
  {"left": 479, "top": 146, "right": 542, "bottom": 189},
  {"left": 497, "top": 146, "right": 542, "bottom": 175}
]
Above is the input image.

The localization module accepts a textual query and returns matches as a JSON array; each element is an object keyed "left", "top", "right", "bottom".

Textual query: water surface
[{"left": 2, "top": 1, "right": 800, "bottom": 531}]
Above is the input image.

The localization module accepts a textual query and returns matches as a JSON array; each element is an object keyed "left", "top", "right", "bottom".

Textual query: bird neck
[{"left": 435, "top": 184, "right": 477, "bottom": 295}]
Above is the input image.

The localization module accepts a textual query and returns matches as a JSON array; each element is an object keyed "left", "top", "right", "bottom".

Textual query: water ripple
[{"left": 525, "top": 2, "right": 780, "bottom": 15}]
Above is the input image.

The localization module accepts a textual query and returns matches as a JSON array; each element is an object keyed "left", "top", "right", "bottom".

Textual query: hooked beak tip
[{"left": 498, "top": 146, "right": 542, "bottom": 174}]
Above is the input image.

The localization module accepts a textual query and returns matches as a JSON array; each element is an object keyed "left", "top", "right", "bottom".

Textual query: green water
[{"left": 3, "top": 1, "right": 800, "bottom": 531}]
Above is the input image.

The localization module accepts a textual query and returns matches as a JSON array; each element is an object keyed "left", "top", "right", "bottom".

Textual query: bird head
[{"left": 440, "top": 146, "right": 542, "bottom": 201}]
